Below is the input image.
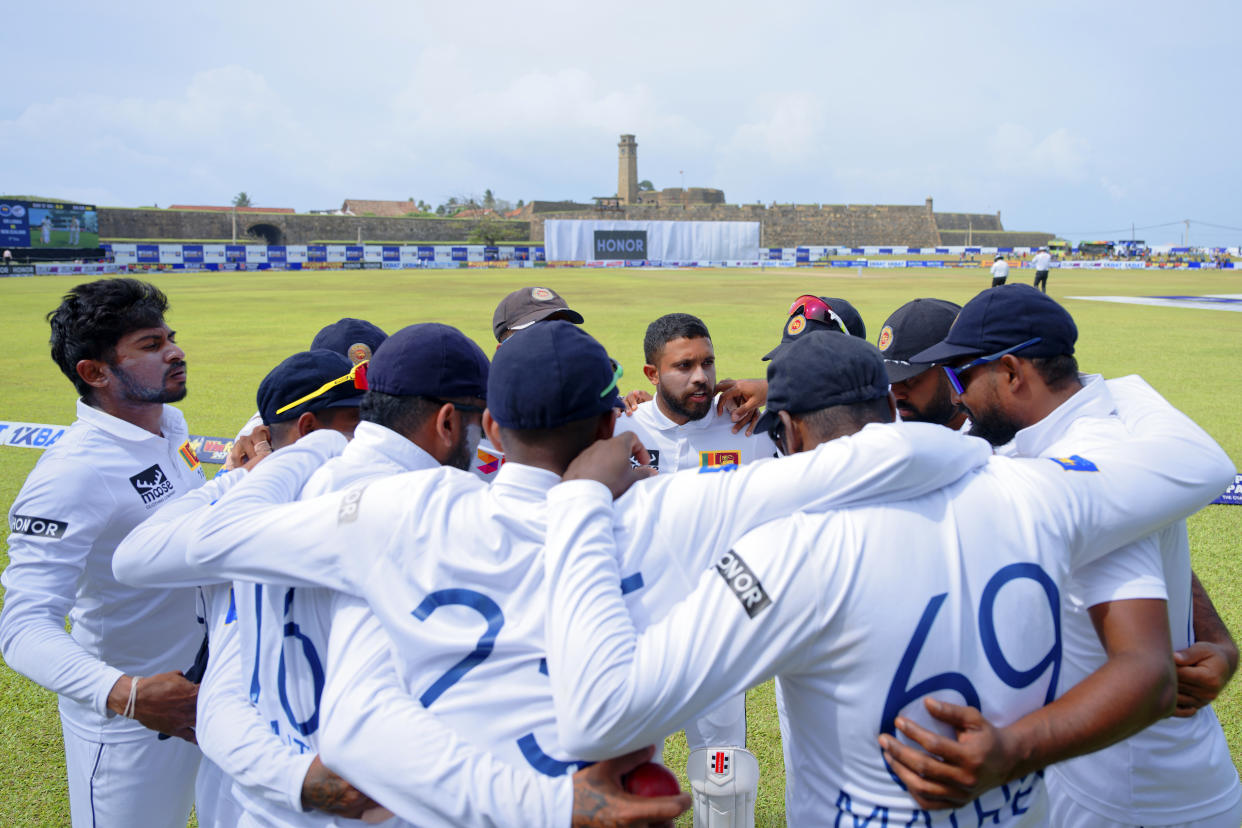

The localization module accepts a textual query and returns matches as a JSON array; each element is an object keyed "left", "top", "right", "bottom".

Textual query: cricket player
[
  {"left": 537, "top": 330, "right": 1233, "bottom": 827},
  {"left": 611, "top": 311, "right": 769, "bottom": 817},
  {"left": 41, "top": 213, "right": 52, "bottom": 244},
  {"left": 991, "top": 253, "right": 1010, "bottom": 286},
  {"left": 154, "top": 321, "right": 995, "bottom": 826},
  {"left": 1, "top": 278, "right": 205, "bottom": 827},
  {"left": 762, "top": 294, "right": 866, "bottom": 362},
  {"left": 1032, "top": 247, "right": 1053, "bottom": 293},
  {"left": 468, "top": 285, "right": 586, "bottom": 483},
  {"left": 876, "top": 298, "right": 970, "bottom": 431},
  {"left": 900, "top": 285, "right": 1242, "bottom": 827}
]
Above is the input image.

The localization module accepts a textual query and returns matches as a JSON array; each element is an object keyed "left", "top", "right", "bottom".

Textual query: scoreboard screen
[{"left": 0, "top": 198, "right": 99, "bottom": 249}]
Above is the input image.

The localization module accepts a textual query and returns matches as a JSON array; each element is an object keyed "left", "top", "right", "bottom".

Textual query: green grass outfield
[{"left": 1, "top": 266, "right": 1239, "bottom": 826}]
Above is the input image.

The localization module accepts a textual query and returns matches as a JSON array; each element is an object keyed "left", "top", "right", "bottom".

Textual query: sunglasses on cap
[
  {"left": 942, "top": 337, "right": 1042, "bottom": 396},
  {"left": 788, "top": 295, "right": 847, "bottom": 333},
  {"left": 275, "top": 361, "right": 369, "bottom": 416}
]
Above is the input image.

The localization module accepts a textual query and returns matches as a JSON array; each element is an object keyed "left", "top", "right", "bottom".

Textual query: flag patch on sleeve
[
  {"left": 178, "top": 440, "right": 200, "bottom": 470},
  {"left": 1049, "top": 455, "right": 1098, "bottom": 472},
  {"left": 699, "top": 450, "right": 740, "bottom": 471}
]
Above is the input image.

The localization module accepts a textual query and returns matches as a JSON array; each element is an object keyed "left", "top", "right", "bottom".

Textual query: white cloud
[{"left": 986, "top": 123, "right": 1088, "bottom": 182}]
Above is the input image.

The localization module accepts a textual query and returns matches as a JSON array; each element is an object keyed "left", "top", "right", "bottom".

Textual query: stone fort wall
[{"left": 99, "top": 208, "right": 530, "bottom": 246}]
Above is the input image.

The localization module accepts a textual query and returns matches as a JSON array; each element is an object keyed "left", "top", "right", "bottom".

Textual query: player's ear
[
  {"left": 295, "top": 411, "right": 319, "bottom": 438},
  {"left": 779, "top": 410, "right": 804, "bottom": 454},
  {"left": 76, "top": 359, "right": 108, "bottom": 390},
  {"left": 597, "top": 410, "right": 618, "bottom": 441},
  {"left": 433, "top": 403, "right": 456, "bottom": 448},
  {"left": 482, "top": 409, "right": 504, "bottom": 453},
  {"left": 642, "top": 363, "right": 659, "bottom": 386},
  {"left": 996, "top": 354, "right": 1025, "bottom": 391}
]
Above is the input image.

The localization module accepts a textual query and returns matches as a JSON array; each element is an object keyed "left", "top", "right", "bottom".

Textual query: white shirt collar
[
  {"left": 1006, "top": 373, "right": 1114, "bottom": 458},
  {"left": 638, "top": 395, "right": 724, "bottom": 434},
  {"left": 346, "top": 421, "right": 440, "bottom": 473},
  {"left": 492, "top": 461, "right": 562, "bottom": 497},
  {"left": 75, "top": 398, "right": 186, "bottom": 443}
]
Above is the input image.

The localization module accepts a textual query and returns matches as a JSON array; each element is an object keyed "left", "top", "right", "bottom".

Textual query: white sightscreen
[{"left": 544, "top": 219, "right": 760, "bottom": 262}]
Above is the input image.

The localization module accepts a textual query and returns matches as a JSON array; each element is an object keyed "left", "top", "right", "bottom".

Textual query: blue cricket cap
[
  {"left": 367, "top": 323, "right": 489, "bottom": 400},
  {"left": 258, "top": 349, "right": 364, "bottom": 425},
  {"left": 311, "top": 318, "right": 388, "bottom": 364},
  {"left": 487, "top": 321, "right": 623, "bottom": 429},
  {"left": 911, "top": 284, "right": 1077, "bottom": 365},
  {"left": 755, "top": 330, "right": 890, "bottom": 435}
]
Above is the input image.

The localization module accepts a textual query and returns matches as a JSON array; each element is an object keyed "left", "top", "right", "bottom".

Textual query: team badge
[
  {"left": 700, "top": 450, "right": 740, "bottom": 469},
  {"left": 786, "top": 314, "right": 806, "bottom": 336},
  {"left": 347, "top": 342, "right": 372, "bottom": 364},
  {"left": 178, "top": 440, "right": 200, "bottom": 470},
  {"left": 877, "top": 325, "right": 894, "bottom": 351},
  {"left": 530, "top": 287, "right": 554, "bottom": 301},
  {"left": 1049, "top": 455, "right": 1098, "bottom": 472}
]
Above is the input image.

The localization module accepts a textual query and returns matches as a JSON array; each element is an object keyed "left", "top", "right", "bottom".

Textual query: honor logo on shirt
[
  {"left": 715, "top": 550, "right": 772, "bottom": 619},
  {"left": 9, "top": 513, "right": 68, "bottom": 538},
  {"left": 129, "top": 464, "right": 175, "bottom": 507}
]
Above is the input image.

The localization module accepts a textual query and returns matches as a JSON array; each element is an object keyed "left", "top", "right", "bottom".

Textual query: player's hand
[
  {"left": 300, "top": 755, "right": 382, "bottom": 818},
  {"left": 224, "top": 426, "right": 273, "bottom": 471},
  {"left": 571, "top": 745, "right": 690, "bottom": 827},
  {"left": 715, "top": 378, "right": 767, "bottom": 435},
  {"left": 1172, "top": 641, "right": 1238, "bottom": 716},
  {"left": 877, "top": 698, "right": 1019, "bottom": 810},
  {"left": 622, "top": 389, "right": 653, "bottom": 415},
  {"left": 108, "top": 670, "right": 199, "bottom": 743},
  {"left": 564, "top": 433, "right": 656, "bottom": 499}
]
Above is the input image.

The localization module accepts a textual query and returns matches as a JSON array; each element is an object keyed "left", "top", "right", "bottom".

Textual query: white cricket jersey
[
  {"left": 1, "top": 400, "right": 205, "bottom": 741},
  {"left": 113, "top": 470, "right": 317, "bottom": 820},
  {"left": 992, "top": 259, "right": 1010, "bottom": 279},
  {"left": 1032, "top": 251, "right": 1053, "bottom": 271},
  {"left": 176, "top": 421, "right": 994, "bottom": 791},
  {"left": 613, "top": 396, "right": 772, "bottom": 472},
  {"left": 115, "top": 424, "right": 571, "bottom": 827},
  {"left": 539, "top": 377, "right": 1234, "bottom": 827},
  {"left": 1006, "top": 376, "right": 1241, "bottom": 823}
]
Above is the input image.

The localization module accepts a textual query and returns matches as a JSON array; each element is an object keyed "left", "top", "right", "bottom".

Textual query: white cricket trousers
[
  {"left": 63, "top": 723, "right": 199, "bottom": 828},
  {"left": 685, "top": 692, "right": 747, "bottom": 750}
]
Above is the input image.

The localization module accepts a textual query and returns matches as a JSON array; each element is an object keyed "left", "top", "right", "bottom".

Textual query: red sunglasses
[{"left": 788, "top": 295, "right": 847, "bottom": 332}]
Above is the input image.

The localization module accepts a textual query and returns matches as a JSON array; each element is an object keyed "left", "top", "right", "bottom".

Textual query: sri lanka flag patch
[
  {"left": 1049, "top": 454, "right": 1098, "bottom": 471},
  {"left": 178, "top": 440, "right": 201, "bottom": 470},
  {"left": 699, "top": 450, "right": 740, "bottom": 473}
]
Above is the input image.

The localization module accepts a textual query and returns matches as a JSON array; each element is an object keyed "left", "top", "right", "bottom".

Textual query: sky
[{"left": 3, "top": 0, "right": 1240, "bottom": 246}]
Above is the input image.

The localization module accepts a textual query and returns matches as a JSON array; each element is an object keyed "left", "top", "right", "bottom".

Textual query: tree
[
  {"left": 467, "top": 215, "right": 525, "bottom": 246},
  {"left": 232, "top": 192, "right": 252, "bottom": 208},
  {"left": 638, "top": 180, "right": 655, "bottom": 191},
  {"left": 516, "top": 198, "right": 525, "bottom": 209},
  {"left": 483, "top": 189, "right": 496, "bottom": 209}
]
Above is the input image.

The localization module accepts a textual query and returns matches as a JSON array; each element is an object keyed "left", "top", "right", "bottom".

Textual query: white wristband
[{"left": 122, "top": 676, "right": 141, "bottom": 719}]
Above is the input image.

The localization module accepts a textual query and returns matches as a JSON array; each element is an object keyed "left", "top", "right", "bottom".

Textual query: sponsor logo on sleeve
[
  {"left": 129, "top": 464, "right": 175, "bottom": 506},
  {"left": 714, "top": 549, "right": 772, "bottom": 618},
  {"left": 1049, "top": 454, "right": 1098, "bottom": 472},
  {"left": 9, "top": 513, "right": 68, "bottom": 538},
  {"left": 338, "top": 484, "right": 368, "bottom": 523},
  {"left": 475, "top": 448, "right": 503, "bottom": 476}
]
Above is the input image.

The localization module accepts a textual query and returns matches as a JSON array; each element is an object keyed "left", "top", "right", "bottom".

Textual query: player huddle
[{"left": 2, "top": 278, "right": 1239, "bottom": 828}]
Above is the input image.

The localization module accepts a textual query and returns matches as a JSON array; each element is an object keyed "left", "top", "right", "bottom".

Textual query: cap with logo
[
  {"left": 491, "top": 286, "right": 584, "bottom": 342},
  {"left": 487, "top": 320, "right": 623, "bottom": 429},
  {"left": 911, "top": 284, "right": 1078, "bottom": 365},
  {"left": 258, "top": 349, "right": 366, "bottom": 425},
  {"left": 876, "top": 298, "right": 962, "bottom": 383},
  {"left": 755, "top": 330, "right": 890, "bottom": 434},
  {"left": 762, "top": 295, "right": 866, "bottom": 361},
  {"left": 311, "top": 318, "right": 388, "bottom": 365},
  {"left": 367, "top": 323, "right": 489, "bottom": 401}
]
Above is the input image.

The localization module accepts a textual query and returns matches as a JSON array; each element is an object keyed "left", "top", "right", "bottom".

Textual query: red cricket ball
[{"left": 622, "top": 761, "right": 682, "bottom": 797}]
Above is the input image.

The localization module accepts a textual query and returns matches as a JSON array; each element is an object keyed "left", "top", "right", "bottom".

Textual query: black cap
[
  {"left": 491, "top": 287, "right": 584, "bottom": 341},
  {"left": 368, "top": 323, "right": 489, "bottom": 400},
  {"left": 762, "top": 296, "right": 866, "bottom": 361},
  {"left": 487, "top": 321, "right": 623, "bottom": 429},
  {"left": 876, "top": 298, "right": 962, "bottom": 383},
  {"left": 911, "top": 284, "right": 1077, "bottom": 365},
  {"left": 311, "top": 318, "right": 388, "bottom": 364},
  {"left": 754, "top": 331, "right": 890, "bottom": 434},
  {"left": 258, "top": 349, "right": 364, "bottom": 425}
]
